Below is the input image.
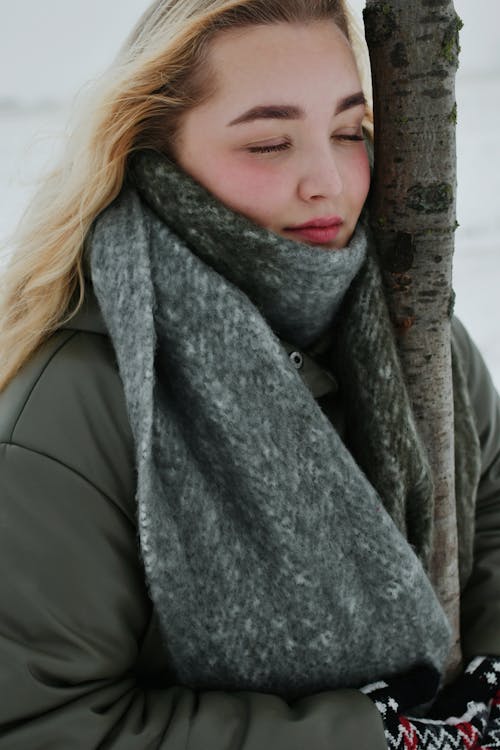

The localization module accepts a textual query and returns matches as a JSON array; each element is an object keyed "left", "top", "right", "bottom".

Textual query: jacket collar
[
  {"left": 280, "top": 338, "right": 338, "bottom": 399},
  {"left": 60, "top": 282, "right": 107, "bottom": 336}
]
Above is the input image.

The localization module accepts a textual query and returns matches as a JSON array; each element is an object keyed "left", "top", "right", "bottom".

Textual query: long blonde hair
[{"left": 0, "top": 0, "right": 372, "bottom": 390}]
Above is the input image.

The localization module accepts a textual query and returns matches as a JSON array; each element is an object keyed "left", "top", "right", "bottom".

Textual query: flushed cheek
[{"left": 205, "top": 158, "right": 291, "bottom": 224}]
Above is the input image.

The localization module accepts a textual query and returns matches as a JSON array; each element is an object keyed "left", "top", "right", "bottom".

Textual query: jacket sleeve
[
  {"left": 0, "top": 341, "right": 387, "bottom": 750},
  {"left": 453, "top": 317, "right": 500, "bottom": 659}
]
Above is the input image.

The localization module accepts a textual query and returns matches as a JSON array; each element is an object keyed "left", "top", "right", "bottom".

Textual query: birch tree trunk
[{"left": 363, "top": 0, "right": 463, "bottom": 678}]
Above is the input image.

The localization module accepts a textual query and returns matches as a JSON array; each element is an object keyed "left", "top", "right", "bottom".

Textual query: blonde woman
[{"left": 1, "top": 2, "right": 500, "bottom": 748}]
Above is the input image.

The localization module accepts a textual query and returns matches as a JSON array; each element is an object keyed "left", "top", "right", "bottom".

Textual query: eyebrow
[{"left": 227, "top": 91, "right": 367, "bottom": 127}]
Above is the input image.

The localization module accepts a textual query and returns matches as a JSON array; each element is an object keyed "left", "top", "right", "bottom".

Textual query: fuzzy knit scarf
[{"left": 89, "top": 149, "right": 474, "bottom": 699}]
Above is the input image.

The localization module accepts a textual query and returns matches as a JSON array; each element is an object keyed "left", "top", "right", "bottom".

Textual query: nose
[{"left": 297, "top": 148, "right": 343, "bottom": 202}]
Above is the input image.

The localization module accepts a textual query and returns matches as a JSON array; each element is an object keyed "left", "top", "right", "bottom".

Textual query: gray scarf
[{"left": 90, "top": 149, "right": 453, "bottom": 699}]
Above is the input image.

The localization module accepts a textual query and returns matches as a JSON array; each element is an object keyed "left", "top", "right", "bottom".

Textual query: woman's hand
[
  {"left": 476, "top": 688, "right": 500, "bottom": 748},
  {"left": 361, "top": 657, "right": 500, "bottom": 750},
  {"left": 365, "top": 684, "right": 488, "bottom": 749}
]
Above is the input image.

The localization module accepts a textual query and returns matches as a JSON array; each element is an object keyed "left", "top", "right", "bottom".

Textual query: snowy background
[{"left": 1, "top": 0, "right": 499, "bottom": 385}]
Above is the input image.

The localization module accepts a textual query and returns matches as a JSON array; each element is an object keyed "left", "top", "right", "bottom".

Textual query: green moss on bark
[
  {"left": 442, "top": 15, "right": 464, "bottom": 66},
  {"left": 363, "top": 3, "right": 397, "bottom": 46},
  {"left": 407, "top": 183, "right": 453, "bottom": 214}
]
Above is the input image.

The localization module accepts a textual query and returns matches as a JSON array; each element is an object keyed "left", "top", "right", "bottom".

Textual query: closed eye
[
  {"left": 247, "top": 142, "right": 291, "bottom": 153},
  {"left": 336, "top": 134, "right": 364, "bottom": 142},
  {"left": 246, "top": 133, "right": 364, "bottom": 154}
]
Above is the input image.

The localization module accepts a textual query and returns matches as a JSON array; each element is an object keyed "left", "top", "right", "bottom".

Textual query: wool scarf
[{"left": 89, "top": 149, "right": 467, "bottom": 699}]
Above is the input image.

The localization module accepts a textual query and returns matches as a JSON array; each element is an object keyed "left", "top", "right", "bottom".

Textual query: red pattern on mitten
[{"left": 362, "top": 665, "right": 491, "bottom": 750}]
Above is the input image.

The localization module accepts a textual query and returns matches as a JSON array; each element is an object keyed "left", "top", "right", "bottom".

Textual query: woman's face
[{"left": 175, "top": 21, "right": 371, "bottom": 250}]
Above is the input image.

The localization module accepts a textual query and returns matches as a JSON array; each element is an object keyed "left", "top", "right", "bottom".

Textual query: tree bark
[{"left": 363, "top": 0, "right": 463, "bottom": 679}]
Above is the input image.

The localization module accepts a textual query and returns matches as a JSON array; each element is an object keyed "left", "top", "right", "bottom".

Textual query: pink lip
[
  {"left": 286, "top": 215, "right": 343, "bottom": 230},
  {"left": 284, "top": 216, "right": 344, "bottom": 245}
]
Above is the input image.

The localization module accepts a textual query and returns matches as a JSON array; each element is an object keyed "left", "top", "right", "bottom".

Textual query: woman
[{"left": 1, "top": 1, "right": 500, "bottom": 748}]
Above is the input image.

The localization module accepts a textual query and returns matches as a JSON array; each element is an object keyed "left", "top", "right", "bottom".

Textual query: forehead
[{"left": 206, "top": 20, "right": 361, "bottom": 101}]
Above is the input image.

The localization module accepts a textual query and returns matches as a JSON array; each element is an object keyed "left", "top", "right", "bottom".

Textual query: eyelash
[{"left": 247, "top": 134, "right": 364, "bottom": 154}]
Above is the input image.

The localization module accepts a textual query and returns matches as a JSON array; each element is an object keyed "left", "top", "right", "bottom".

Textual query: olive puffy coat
[{"left": 1, "top": 283, "right": 499, "bottom": 749}]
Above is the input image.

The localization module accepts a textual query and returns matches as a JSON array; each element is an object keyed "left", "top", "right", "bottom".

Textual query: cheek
[
  {"left": 200, "top": 156, "right": 290, "bottom": 223},
  {"left": 347, "top": 149, "right": 371, "bottom": 208}
]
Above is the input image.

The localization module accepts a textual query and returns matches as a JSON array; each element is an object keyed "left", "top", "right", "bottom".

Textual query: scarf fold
[
  {"left": 330, "top": 239, "right": 481, "bottom": 590},
  {"left": 90, "top": 150, "right": 453, "bottom": 699},
  {"left": 130, "top": 151, "right": 368, "bottom": 350}
]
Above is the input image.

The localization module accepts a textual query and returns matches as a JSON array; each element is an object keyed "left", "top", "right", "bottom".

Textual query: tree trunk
[{"left": 363, "top": 0, "right": 462, "bottom": 679}]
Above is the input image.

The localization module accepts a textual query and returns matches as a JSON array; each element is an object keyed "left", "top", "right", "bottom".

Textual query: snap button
[{"left": 289, "top": 351, "right": 304, "bottom": 370}]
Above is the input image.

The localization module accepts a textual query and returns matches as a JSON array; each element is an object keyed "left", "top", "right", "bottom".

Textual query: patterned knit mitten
[
  {"left": 361, "top": 660, "right": 493, "bottom": 750},
  {"left": 429, "top": 657, "right": 500, "bottom": 722},
  {"left": 477, "top": 688, "right": 500, "bottom": 749}
]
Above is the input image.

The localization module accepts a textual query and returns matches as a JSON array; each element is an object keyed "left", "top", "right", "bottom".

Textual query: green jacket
[{"left": 1, "top": 284, "right": 499, "bottom": 749}]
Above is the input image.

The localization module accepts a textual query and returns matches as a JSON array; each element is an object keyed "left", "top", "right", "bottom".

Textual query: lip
[
  {"left": 286, "top": 215, "right": 343, "bottom": 230},
  {"left": 284, "top": 216, "right": 344, "bottom": 245}
]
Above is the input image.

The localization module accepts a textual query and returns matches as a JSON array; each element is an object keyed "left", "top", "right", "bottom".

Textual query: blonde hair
[{"left": 0, "top": 0, "right": 372, "bottom": 390}]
